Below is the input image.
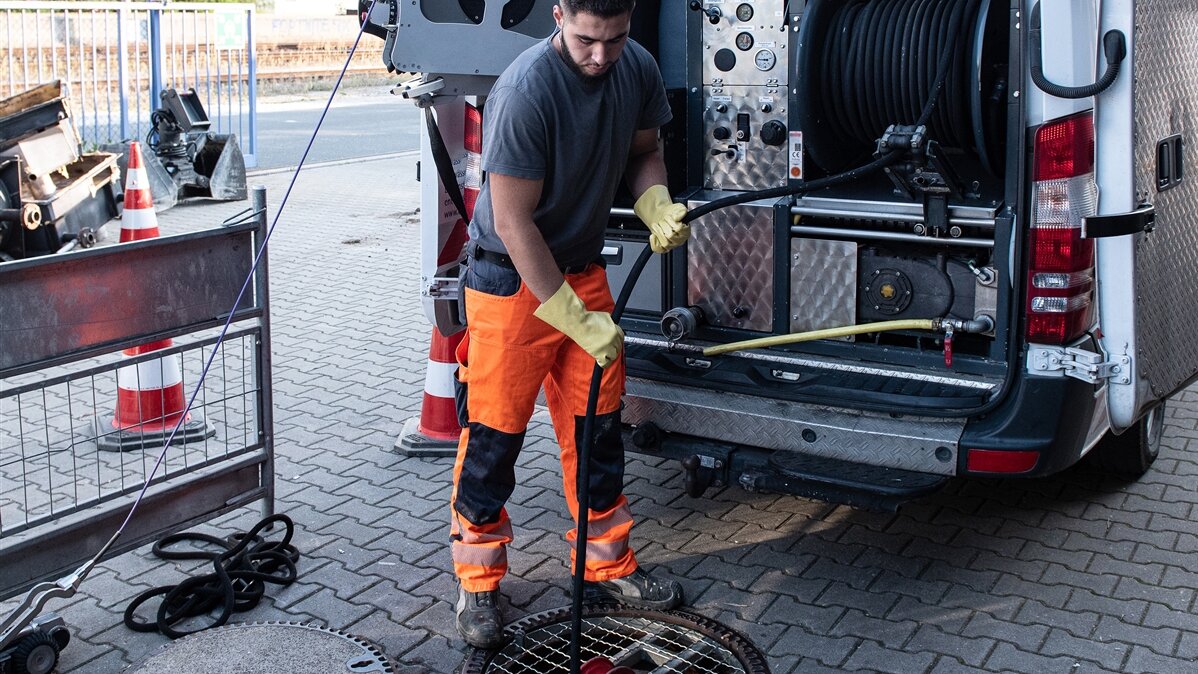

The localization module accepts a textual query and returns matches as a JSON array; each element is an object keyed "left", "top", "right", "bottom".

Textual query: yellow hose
[{"left": 701, "top": 319, "right": 938, "bottom": 357}]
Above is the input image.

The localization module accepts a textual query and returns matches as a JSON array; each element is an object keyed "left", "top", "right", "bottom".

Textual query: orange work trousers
[{"left": 450, "top": 260, "right": 638, "bottom": 593}]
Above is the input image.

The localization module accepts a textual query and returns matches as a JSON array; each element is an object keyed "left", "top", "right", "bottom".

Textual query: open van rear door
[{"left": 1096, "top": 0, "right": 1198, "bottom": 430}]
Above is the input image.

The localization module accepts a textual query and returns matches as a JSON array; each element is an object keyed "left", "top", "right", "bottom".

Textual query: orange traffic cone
[
  {"left": 120, "top": 141, "right": 159, "bottom": 242},
  {"left": 96, "top": 147, "right": 215, "bottom": 451},
  {"left": 395, "top": 328, "right": 465, "bottom": 456}
]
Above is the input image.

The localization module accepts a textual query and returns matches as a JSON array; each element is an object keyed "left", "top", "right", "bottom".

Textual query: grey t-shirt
[{"left": 468, "top": 33, "right": 672, "bottom": 268}]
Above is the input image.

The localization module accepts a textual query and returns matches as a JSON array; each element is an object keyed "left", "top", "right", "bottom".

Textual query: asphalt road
[{"left": 253, "top": 87, "right": 422, "bottom": 170}]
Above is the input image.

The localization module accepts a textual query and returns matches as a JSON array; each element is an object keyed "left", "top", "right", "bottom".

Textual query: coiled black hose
[
  {"left": 803, "top": 0, "right": 985, "bottom": 172},
  {"left": 124, "top": 514, "right": 300, "bottom": 639}
]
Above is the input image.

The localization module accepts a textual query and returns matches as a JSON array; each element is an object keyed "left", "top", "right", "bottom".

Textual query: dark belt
[{"left": 470, "top": 245, "right": 599, "bottom": 275}]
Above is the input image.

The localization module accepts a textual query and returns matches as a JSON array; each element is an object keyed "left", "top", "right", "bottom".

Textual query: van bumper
[{"left": 959, "top": 370, "right": 1098, "bottom": 477}]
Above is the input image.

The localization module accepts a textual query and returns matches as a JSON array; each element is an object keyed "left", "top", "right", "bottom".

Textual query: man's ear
[{"left": 552, "top": 3, "right": 564, "bottom": 29}]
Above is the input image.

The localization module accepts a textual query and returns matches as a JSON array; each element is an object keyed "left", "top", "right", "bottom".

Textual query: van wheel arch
[{"left": 1089, "top": 401, "right": 1166, "bottom": 476}]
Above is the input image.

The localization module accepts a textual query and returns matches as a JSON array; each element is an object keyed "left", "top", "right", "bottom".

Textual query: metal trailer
[
  {"left": 366, "top": 0, "right": 1198, "bottom": 509},
  {"left": 0, "top": 190, "right": 274, "bottom": 671}
]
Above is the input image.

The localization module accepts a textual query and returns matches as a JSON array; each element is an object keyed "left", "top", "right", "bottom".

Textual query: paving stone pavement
[{"left": 8, "top": 153, "right": 1198, "bottom": 673}]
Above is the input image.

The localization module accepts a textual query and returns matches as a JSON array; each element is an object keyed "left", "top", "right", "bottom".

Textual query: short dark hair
[{"left": 559, "top": 0, "right": 635, "bottom": 18}]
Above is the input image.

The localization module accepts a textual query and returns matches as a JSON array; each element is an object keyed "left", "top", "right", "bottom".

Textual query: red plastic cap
[{"left": 580, "top": 658, "right": 616, "bottom": 674}]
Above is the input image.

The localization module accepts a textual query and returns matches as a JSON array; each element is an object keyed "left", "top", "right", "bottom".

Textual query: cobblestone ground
[{"left": 6, "top": 154, "right": 1198, "bottom": 673}]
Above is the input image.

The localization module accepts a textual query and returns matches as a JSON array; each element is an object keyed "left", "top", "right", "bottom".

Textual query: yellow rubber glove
[
  {"left": 533, "top": 281, "right": 624, "bottom": 368},
  {"left": 634, "top": 184, "right": 690, "bottom": 254}
]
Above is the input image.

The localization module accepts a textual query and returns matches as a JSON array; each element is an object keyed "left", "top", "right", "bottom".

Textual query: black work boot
[
  {"left": 583, "top": 567, "right": 684, "bottom": 610},
  {"left": 455, "top": 585, "right": 504, "bottom": 649}
]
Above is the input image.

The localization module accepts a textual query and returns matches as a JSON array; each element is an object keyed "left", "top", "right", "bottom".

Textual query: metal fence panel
[
  {"left": 0, "top": 1, "right": 258, "bottom": 166},
  {"left": 0, "top": 190, "right": 273, "bottom": 600},
  {"left": 0, "top": 224, "right": 259, "bottom": 377}
]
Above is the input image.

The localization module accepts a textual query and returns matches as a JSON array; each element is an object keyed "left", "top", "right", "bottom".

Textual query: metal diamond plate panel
[
  {"left": 703, "top": 86, "right": 789, "bottom": 191},
  {"left": 687, "top": 200, "right": 774, "bottom": 332},
  {"left": 701, "top": 0, "right": 789, "bottom": 87},
  {"left": 1133, "top": 2, "right": 1198, "bottom": 399},
  {"left": 624, "top": 377, "right": 964, "bottom": 475},
  {"left": 789, "top": 238, "right": 857, "bottom": 335}
]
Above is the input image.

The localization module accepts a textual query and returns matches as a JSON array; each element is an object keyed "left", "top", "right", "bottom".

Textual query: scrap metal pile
[
  {"left": 0, "top": 81, "right": 121, "bottom": 260},
  {"left": 103, "top": 87, "right": 247, "bottom": 214},
  {"left": 0, "top": 83, "right": 247, "bottom": 262}
]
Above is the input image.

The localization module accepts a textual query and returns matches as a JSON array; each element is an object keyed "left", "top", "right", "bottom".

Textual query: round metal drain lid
[
  {"left": 459, "top": 605, "right": 770, "bottom": 674},
  {"left": 124, "top": 621, "right": 394, "bottom": 674}
]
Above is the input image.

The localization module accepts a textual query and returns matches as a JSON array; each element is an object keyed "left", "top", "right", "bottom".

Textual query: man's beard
[{"left": 559, "top": 32, "right": 614, "bottom": 83}]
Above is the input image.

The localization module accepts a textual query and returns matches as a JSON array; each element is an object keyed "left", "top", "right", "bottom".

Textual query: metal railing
[
  {"left": 0, "top": 1, "right": 257, "bottom": 166},
  {"left": 0, "top": 188, "right": 274, "bottom": 598}
]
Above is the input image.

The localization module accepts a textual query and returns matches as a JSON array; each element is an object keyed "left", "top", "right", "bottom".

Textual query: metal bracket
[
  {"left": 1027, "top": 345, "right": 1131, "bottom": 384},
  {"left": 423, "top": 275, "right": 460, "bottom": 300},
  {"left": 391, "top": 76, "right": 445, "bottom": 108}
]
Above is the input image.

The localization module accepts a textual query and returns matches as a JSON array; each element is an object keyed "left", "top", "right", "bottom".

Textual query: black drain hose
[
  {"left": 124, "top": 514, "right": 300, "bottom": 639},
  {"left": 568, "top": 2, "right": 971, "bottom": 667}
]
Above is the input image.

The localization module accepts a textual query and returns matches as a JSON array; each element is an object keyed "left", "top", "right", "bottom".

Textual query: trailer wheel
[
  {"left": 1090, "top": 401, "right": 1165, "bottom": 477},
  {"left": 11, "top": 630, "right": 59, "bottom": 674}
]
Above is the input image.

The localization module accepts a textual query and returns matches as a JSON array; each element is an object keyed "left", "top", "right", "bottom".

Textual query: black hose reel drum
[{"left": 796, "top": 0, "right": 1009, "bottom": 181}]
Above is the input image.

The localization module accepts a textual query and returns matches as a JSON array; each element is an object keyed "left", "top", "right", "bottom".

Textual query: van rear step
[{"left": 741, "top": 453, "right": 948, "bottom": 512}]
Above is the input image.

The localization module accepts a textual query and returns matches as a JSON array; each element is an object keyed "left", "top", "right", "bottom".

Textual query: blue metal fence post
[
  {"left": 117, "top": 5, "right": 129, "bottom": 140},
  {"left": 149, "top": 7, "right": 164, "bottom": 112},
  {"left": 245, "top": 5, "right": 257, "bottom": 167}
]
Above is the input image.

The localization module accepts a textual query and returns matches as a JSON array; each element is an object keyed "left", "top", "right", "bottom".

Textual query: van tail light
[
  {"left": 1026, "top": 111, "right": 1097, "bottom": 344},
  {"left": 463, "top": 103, "right": 483, "bottom": 219}
]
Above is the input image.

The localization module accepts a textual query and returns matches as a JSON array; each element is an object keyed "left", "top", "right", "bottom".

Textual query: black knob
[
  {"left": 760, "top": 103, "right": 773, "bottom": 113},
  {"left": 713, "top": 126, "right": 731, "bottom": 140},
  {"left": 713, "top": 48, "right": 736, "bottom": 72},
  {"left": 689, "top": 0, "right": 702, "bottom": 9},
  {"left": 715, "top": 103, "right": 728, "bottom": 113},
  {"left": 760, "top": 120, "right": 787, "bottom": 146}
]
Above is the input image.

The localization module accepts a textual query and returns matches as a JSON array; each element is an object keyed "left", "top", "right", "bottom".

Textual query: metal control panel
[
  {"left": 694, "top": 0, "right": 790, "bottom": 190},
  {"left": 704, "top": 85, "right": 788, "bottom": 190}
]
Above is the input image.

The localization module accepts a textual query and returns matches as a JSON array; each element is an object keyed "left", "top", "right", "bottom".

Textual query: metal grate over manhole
[{"left": 459, "top": 605, "right": 770, "bottom": 674}]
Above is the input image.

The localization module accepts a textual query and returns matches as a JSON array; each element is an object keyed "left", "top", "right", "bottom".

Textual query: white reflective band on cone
[
  {"left": 121, "top": 207, "right": 158, "bottom": 230},
  {"left": 424, "top": 359, "right": 457, "bottom": 399},
  {"left": 117, "top": 354, "right": 184, "bottom": 389},
  {"left": 126, "top": 166, "right": 149, "bottom": 191}
]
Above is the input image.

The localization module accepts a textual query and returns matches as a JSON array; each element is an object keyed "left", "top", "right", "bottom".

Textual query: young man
[{"left": 449, "top": 0, "right": 690, "bottom": 650}]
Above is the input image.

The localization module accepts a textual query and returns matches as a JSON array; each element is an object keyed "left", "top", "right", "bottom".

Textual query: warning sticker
[{"left": 789, "top": 131, "right": 804, "bottom": 180}]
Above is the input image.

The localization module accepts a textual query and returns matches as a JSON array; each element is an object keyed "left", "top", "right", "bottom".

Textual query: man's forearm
[
  {"left": 496, "top": 217, "right": 565, "bottom": 303},
  {"left": 626, "top": 146, "right": 670, "bottom": 200}
]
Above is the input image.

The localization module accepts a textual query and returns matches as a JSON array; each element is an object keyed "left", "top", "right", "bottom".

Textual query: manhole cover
[
  {"left": 459, "top": 605, "right": 770, "bottom": 674},
  {"left": 124, "top": 621, "right": 393, "bottom": 674}
]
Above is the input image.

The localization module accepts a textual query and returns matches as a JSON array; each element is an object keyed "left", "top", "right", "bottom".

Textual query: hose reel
[{"left": 796, "top": 0, "right": 1008, "bottom": 179}]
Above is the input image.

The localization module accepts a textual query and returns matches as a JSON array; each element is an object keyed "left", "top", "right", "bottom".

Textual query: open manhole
[
  {"left": 124, "top": 621, "right": 394, "bottom": 674},
  {"left": 459, "top": 605, "right": 770, "bottom": 674}
]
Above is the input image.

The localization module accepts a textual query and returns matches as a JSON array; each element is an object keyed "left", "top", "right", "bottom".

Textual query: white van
[{"left": 366, "top": 0, "right": 1197, "bottom": 509}]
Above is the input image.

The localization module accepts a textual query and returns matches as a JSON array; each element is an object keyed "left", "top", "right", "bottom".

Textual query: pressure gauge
[
  {"left": 736, "top": 3, "right": 754, "bottom": 22},
  {"left": 735, "top": 32, "right": 754, "bottom": 51},
  {"left": 754, "top": 49, "right": 776, "bottom": 71}
]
